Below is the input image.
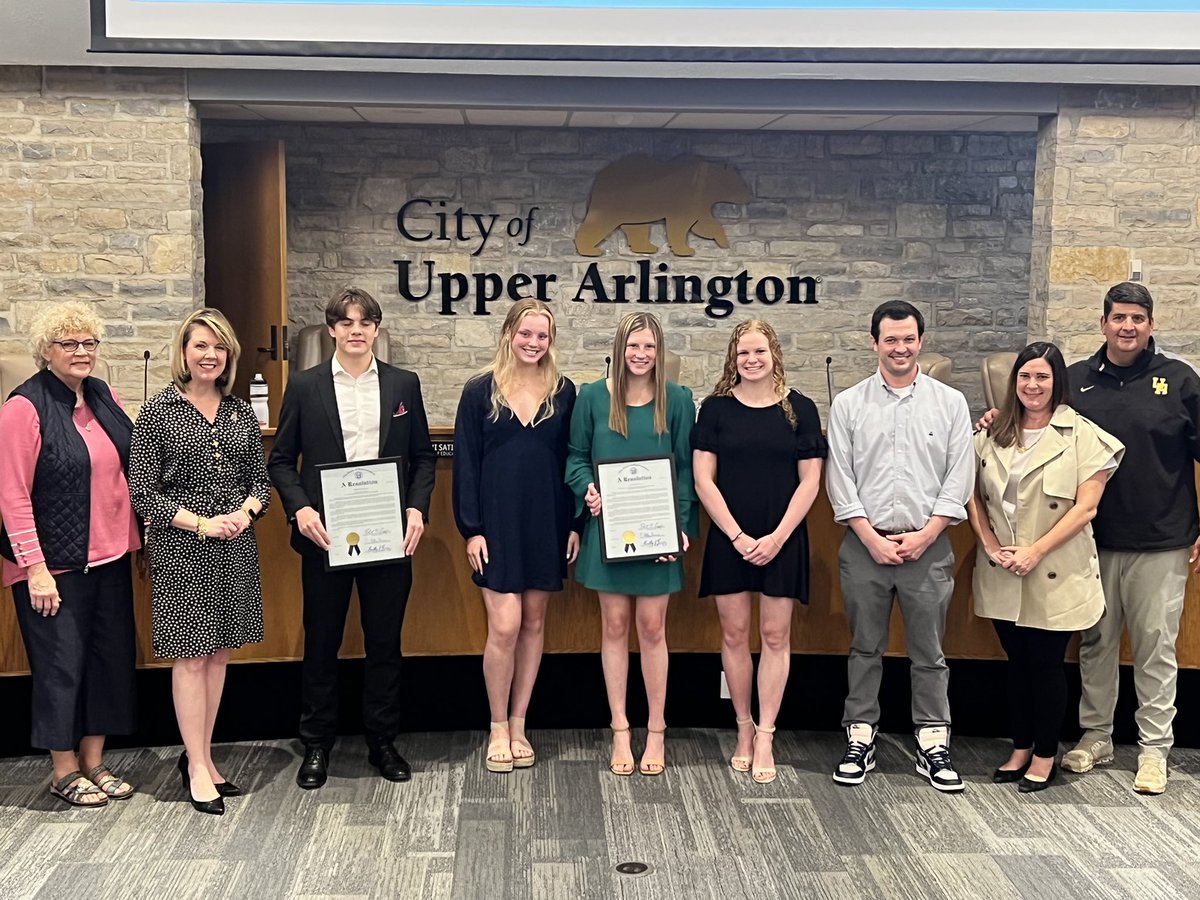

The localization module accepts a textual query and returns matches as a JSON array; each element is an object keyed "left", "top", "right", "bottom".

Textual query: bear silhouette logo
[{"left": 575, "top": 155, "right": 752, "bottom": 258}]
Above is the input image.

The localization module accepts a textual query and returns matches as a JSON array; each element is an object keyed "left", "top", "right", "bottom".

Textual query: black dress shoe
[
  {"left": 1018, "top": 763, "right": 1058, "bottom": 793},
  {"left": 992, "top": 763, "right": 1031, "bottom": 783},
  {"left": 297, "top": 747, "right": 330, "bottom": 790},
  {"left": 180, "top": 751, "right": 242, "bottom": 797},
  {"left": 189, "top": 793, "right": 226, "bottom": 815},
  {"left": 214, "top": 780, "right": 242, "bottom": 798},
  {"left": 367, "top": 741, "right": 412, "bottom": 782}
]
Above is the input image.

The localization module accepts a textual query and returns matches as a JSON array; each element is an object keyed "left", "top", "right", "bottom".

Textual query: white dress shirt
[
  {"left": 826, "top": 367, "right": 974, "bottom": 532},
  {"left": 332, "top": 353, "right": 380, "bottom": 462}
]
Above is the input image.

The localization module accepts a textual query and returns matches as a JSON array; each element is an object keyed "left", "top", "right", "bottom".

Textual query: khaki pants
[{"left": 1077, "top": 548, "right": 1190, "bottom": 759}]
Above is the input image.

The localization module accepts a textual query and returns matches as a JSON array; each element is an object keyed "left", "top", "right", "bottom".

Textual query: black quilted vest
[{"left": 0, "top": 369, "right": 132, "bottom": 570}]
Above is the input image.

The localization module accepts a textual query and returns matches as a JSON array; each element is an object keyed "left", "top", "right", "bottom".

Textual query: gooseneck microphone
[
  {"left": 604, "top": 355, "right": 612, "bottom": 379},
  {"left": 143, "top": 350, "right": 151, "bottom": 402},
  {"left": 825, "top": 356, "right": 834, "bottom": 408}
]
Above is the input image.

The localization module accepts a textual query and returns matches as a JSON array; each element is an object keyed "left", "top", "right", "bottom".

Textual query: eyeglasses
[{"left": 52, "top": 339, "right": 100, "bottom": 352}]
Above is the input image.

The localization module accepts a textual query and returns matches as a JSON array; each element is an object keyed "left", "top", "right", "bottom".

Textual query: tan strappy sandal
[
  {"left": 639, "top": 727, "right": 666, "bottom": 777},
  {"left": 752, "top": 724, "right": 777, "bottom": 785},
  {"left": 730, "top": 717, "right": 755, "bottom": 773},
  {"left": 609, "top": 724, "right": 634, "bottom": 777}
]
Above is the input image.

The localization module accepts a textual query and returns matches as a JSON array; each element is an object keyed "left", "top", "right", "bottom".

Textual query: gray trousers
[
  {"left": 839, "top": 530, "right": 955, "bottom": 729},
  {"left": 1077, "top": 547, "right": 1190, "bottom": 759}
]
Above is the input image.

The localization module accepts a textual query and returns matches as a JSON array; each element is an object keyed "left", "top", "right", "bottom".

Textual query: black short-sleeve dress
[{"left": 691, "top": 391, "right": 827, "bottom": 602}]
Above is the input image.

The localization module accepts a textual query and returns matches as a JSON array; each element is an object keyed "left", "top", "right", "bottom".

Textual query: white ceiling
[{"left": 195, "top": 102, "right": 1039, "bottom": 132}]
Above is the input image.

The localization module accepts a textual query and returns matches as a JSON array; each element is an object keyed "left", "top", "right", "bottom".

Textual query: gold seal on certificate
[
  {"left": 317, "top": 457, "right": 407, "bottom": 570},
  {"left": 595, "top": 455, "right": 682, "bottom": 563}
]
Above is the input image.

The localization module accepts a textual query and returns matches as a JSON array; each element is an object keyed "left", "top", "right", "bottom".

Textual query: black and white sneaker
[
  {"left": 915, "top": 725, "right": 964, "bottom": 793},
  {"left": 833, "top": 723, "right": 877, "bottom": 786}
]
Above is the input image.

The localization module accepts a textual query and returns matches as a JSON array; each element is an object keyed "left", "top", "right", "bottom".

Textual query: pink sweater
[{"left": 0, "top": 388, "right": 142, "bottom": 587}]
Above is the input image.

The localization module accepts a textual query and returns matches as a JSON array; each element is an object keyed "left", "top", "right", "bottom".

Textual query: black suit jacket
[{"left": 267, "top": 359, "right": 437, "bottom": 558}]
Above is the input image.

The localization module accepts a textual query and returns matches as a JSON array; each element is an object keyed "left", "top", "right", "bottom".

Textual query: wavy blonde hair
[
  {"left": 609, "top": 312, "right": 668, "bottom": 438},
  {"left": 30, "top": 301, "right": 104, "bottom": 371},
  {"left": 708, "top": 319, "right": 797, "bottom": 429},
  {"left": 472, "top": 299, "right": 562, "bottom": 427},
  {"left": 170, "top": 307, "right": 241, "bottom": 396}
]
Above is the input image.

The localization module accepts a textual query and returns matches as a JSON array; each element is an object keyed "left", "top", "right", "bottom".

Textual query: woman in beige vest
[{"left": 968, "top": 342, "right": 1123, "bottom": 792}]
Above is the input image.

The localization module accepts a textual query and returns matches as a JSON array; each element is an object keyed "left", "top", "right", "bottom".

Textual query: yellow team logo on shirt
[{"left": 1152, "top": 377, "right": 1169, "bottom": 396}]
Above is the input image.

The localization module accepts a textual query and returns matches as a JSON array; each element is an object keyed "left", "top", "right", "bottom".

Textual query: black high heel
[
  {"left": 179, "top": 751, "right": 241, "bottom": 797},
  {"left": 177, "top": 751, "right": 225, "bottom": 815}
]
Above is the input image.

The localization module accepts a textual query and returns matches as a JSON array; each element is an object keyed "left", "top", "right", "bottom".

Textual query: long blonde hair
[
  {"left": 708, "top": 319, "right": 797, "bottom": 429},
  {"left": 609, "top": 312, "right": 668, "bottom": 438},
  {"left": 472, "top": 299, "right": 562, "bottom": 427}
]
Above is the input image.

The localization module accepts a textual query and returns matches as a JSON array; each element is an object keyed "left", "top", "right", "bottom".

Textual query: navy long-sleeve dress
[{"left": 453, "top": 374, "right": 582, "bottom": 593}]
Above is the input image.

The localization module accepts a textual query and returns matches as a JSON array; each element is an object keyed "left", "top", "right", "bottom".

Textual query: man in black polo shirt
[{"left": 1061, "top": 282, "right": 1200, "bottom": 794}]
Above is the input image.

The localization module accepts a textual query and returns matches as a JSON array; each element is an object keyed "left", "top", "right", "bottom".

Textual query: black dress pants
[
  {"left": 993, "top": 619, "right": 1074, "bottom": 758},
  {"left": 299, "top": 552, "right": 412, "bottom": 750},
  {"left": 11, "top": 556, "right": 136, "bottom": 751}
]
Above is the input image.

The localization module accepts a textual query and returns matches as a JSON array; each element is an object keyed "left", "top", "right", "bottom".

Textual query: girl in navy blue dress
[
  {"left": 454, "top": 299, "right": 581, "bottom": 773},
  {"left": 692, "top": 320, "right": 826, "bottom": 785}
]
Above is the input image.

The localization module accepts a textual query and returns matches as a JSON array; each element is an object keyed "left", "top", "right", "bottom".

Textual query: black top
[
  {"left": 690, "top": 391, "right": 827, "bottom": 602},
  {"left": 1068, "top": 340, "right": 1200, "bottom": 552}
]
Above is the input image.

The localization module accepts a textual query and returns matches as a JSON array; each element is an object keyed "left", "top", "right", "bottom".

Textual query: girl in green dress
[{"left": 566, "top": 312, "right": 698, "bottom": 777}]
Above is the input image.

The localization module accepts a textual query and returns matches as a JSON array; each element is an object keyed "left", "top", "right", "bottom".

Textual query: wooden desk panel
[{"left": 2, "top": 436, "right": 1197, "bottom": 674}]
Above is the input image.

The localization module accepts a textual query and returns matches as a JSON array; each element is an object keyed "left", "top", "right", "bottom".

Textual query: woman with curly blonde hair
[
  {"left": 692, "top": 320, "right": 826, "bottom": 784},
  {"left": 453, "top": 299, "right": 583, "bottom": 772},
  {"left": 0, "top": 301, "right": 141, "bottom": 807}
]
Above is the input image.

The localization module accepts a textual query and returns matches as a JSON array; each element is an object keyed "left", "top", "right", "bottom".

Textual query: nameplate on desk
[{"left": 433, "top": 440, "right": 454, "bottom": 459}]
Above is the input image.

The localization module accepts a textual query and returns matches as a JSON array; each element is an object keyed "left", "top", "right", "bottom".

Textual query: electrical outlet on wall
[
  {"left": 719, "top": 671, "right": 730, "bottom": 699},
  {"left": 1131, "top": 259, "right": 1143, "bottom": 282}
]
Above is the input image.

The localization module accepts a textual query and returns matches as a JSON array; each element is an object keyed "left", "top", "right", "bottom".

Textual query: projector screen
[{"left": 94, "top": 0, "right": 1200, "bottom": 60}]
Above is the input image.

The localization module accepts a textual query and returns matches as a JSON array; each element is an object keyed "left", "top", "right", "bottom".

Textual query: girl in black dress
[
  {"left": 453, "top": 299, "right": 581, "bottom": 773},
  {"left": 692, "top": 320, "right": 827, "bottom": 784}
]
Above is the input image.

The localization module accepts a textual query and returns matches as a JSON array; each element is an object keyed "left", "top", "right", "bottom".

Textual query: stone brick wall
[
  {"left": 1031, "top": 86, "right": 1200, "bottom": 362},
  {"left": 0, "top": 66, "right": 202, "bottom": 405},
  {"left": 207, "top": 123, "right": 1035, "bottom": 421}
]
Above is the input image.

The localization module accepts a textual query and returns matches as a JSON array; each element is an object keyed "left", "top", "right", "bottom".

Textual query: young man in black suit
[{"left": 268, "top": 287, "right": 436, "bottom": 788}]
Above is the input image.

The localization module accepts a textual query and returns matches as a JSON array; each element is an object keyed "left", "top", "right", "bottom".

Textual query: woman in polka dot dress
[{"left": 129, "top": 308, "right": 271, "bottom": 816}]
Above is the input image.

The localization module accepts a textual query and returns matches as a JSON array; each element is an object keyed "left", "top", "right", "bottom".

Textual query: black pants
[
  {"left": 993, "top": 619, "right": 1073, "bottom": 758},
  {"left": 11, "top": 556, "right": 136, "bottom": 751},
  {"left": 299, "top": 553, "right": 412, "bottom": 750}
]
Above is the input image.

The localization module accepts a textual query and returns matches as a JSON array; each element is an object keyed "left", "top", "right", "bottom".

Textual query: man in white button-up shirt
[
  {"left": 825, "top": 300, "right": 973, "bottom": 793},
  {"left": 269, "top": 287, "right": 436, "bottom": 790}
]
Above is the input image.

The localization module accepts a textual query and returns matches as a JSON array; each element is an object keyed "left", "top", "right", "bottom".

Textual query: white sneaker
[
  {"left": 1061, "top": 734, "right": 1114, "bottom": 774},
  {"left": 1133, "top": 755, "right": 1167, "bottom": 795},
  {"left": 833, "top": 723, "right": 877, "bottom": 786},
  {"left": 915, "top": 725, "right": 964, "bottom": 793}
]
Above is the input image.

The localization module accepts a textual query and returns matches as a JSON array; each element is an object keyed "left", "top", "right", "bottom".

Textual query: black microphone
[
  {"left": 825, "top": 356, "right": 834, "bottom": 407},
  {"left": 143, "top": 350, "right": 150, "bottom": 402},
  {"left": 604, "top": 355, "right": 611, "bottom": 379}
]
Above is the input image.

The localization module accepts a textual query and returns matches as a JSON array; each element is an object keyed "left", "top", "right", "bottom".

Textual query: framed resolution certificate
[
  {"left": 595, "top": 455, "right": 682, "bottom": 563},
  {"left": 317, "top": 457, "right": 407, "bottom": 570}
]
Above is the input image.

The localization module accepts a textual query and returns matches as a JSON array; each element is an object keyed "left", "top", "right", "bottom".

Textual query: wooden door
[{"left": 201, "top": 140, "right": 289, "bottom": 422}]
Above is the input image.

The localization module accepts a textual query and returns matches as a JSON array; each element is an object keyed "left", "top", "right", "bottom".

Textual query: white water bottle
[{"left": 250, "top": 373, "right": 269, "bottom": 428}]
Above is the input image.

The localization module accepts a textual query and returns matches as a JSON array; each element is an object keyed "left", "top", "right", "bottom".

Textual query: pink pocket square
[{"left": 393, "top": 401, "right": 408, "bottom": 417}]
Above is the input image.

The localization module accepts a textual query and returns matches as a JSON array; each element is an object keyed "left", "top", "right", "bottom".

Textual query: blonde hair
[
  {"left": 609, "top": 312, "right": 668, "bottom": 438},
  {"left": 170, "top": 307, "right": 241, "bottom": 396},
  {"left": 709, "top": 319, "right": 797, "bottom": 429},
  {"left": 473, "top": 299, "right": 562, "bottom": 427},
  {"left": 30, "top": 301, "right": 104, "bottom": 371}
]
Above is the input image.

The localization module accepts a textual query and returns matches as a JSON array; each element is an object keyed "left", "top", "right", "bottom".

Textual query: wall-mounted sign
[{"left": 393, "top": 156, "right": 819, "bottom": 319}]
